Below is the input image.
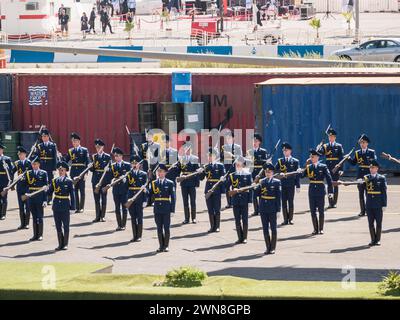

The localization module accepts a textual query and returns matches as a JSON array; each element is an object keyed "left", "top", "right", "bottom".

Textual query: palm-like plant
[
  {"left": 309, "top": 17, "right": 321, "bottom": 39},
  {"left": 342, "top": 12, "right": 353, "bottom": 35}
]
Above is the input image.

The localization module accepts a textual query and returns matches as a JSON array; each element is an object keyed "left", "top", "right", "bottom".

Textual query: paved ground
[{"left": 0, "top": 176, "right": 399, "bottom": 282}]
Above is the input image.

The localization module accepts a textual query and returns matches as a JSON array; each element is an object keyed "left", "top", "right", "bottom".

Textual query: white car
[
  {"left": 332, "top": 39, "right": 400, "bottom": 62},
  {"left": 136, "top": 0, "right": 162, "bottom": 15}
]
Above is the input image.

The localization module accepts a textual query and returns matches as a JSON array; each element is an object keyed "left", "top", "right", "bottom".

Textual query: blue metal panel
[
  {"left": 187, "top": 46, "right": 233, "bottom": 55},
  {"left": 277, "top": 45, "right": 323, "bottom": 57},
  {"left": 260, "top": 83, "right": 400, "bottom": 171},
  {"left": 10, "top": 50, "right": 54, "bottom": 63},
  {"left": 97, "top": 46, "right": 143, "bottom": 62},
  {"left": 172, "top": 72, "right": 192, "bottom": 103}
]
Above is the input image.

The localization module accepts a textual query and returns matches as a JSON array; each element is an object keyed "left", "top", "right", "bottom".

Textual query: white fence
[{"left": 311, "top": 0, "right": 399, "bottom": 13}]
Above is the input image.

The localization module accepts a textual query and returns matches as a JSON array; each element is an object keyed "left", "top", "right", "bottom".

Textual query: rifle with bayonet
[
  {"left": 21, "top": 185, "right": 48, "bottom": 202},
  {"left": 27, "top": 124, "right": 45, "bottom": 160},
  {"left": 253, "top": 138, "right": 281, "bottom": 183},
  {"left": 1, "top": 170, "right": 27, "bottom": 197},
  {"left": 316, "top": 124, "right": 331, "bottom": 151},
  {"left": 73, "top": 161, "right": 94, "bottom": 186},
  {"left": 102, "top": 172, "right": 129, "bottom": 194},
  {"left": 94, "top": 143, "right": 115, "bottom": 194},
  {"left": 381, "top": 152, "right": 400, "bottom": 165},
  {"left": 331, "top": 147, "right": 355, "bottom": 174}
]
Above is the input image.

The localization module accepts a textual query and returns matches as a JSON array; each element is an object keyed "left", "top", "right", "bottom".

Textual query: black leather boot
[
  {"left": 311, "top": 215, "right": 319, "bottom": 235},
  {"left": 163, "top": 230, "right": 170, "bottom": 252},
  {"left": 136, "top": 224, "right": 143, "bottom": 242},
  {"left": 0, "top": 202, "right": 7, "bottom": 220},
  {"left": 115, "top": 212, "right": 122, "bottom": 231},
  {"left": 270, "top": 233, "right": 277, "bottom": 254},
  {"left": 121, "top": 212, "right": 127, "bottom": 230},
  {"left": 242, "top": 223, "right": 248, "bottom": 244},
  {"left": 24, "top": 210, "right": 30, "bottom": 229},
  {"left": 359, "top": 194, "right": 366, "bottom": 216},
  {"left": 208, "top": 214, "right": 215, "bottom": 233},
  {"left": 75, "top": 191, "right": 80, "bottom": 213},
  {"left": 333, "top": 188, "right": 339, "bottom": 207},
  {"left": 288, "top": 207, "right": 294, "bottom": 225},
  {"left": 55, "top": 232, "right": 64, "bottom": 251},
  {"left": 235, "top": 225, "right": 243, "bottom": 244},
  {"left": 328, "top": 196, "right": 335, "bottom": 208},
  {"left": 183, "top": 207, "right": 190, "bottom": 224},
  {"left": 191, "top": 207, "right": 197, "bottom": 223},
  {"left": 252, "top": 199, "right": 259, "bottom": 216},
  {"left": 319, "top": 213, "right": 325, "bottom": 234},
  {"left": 29, "top": 223, "right": 38, "bottom": 241},
  {"left": 100, "top": 203, "right": 106, "bottom": 222},
  {"left": 18, "top": 210, "right": 25, "bottom": 230},
  {"left": 375, "top": 225, "right": 382, "bottom": 246},
  {"left": 215, "top": 213, "right": 221, "bottom": 232},
  {"left": 281, "top": 207, "right": 288, "bottom": 225},
  {"left": 157, "top": 232, "right": 164, "bottom": 253},
  {"left": 93, "top": 201, "right": 101, "bottom": 222},
  {"left": 368, "top": 226, "right": 376, "bottom": 246},
  {"left": 62, "top": 231, "right": 69, "bottom": 250},
  {"left": 130, "top": 220, "right": 137, "bottom": 242},
  {"left": 0, "top": 203, "right": 3, "bottom": 220},
  {"left": 37, "top": 223, "right": 43, "bottom": 241},
  {"left": 264, "top": 234, "right": 271, "bottom": 255},
  {"left": 225, "top": 192, "right": 232, "bottom": 209},
  {"left": 80, "top": 192, "right": 85, "bottom": 212}
]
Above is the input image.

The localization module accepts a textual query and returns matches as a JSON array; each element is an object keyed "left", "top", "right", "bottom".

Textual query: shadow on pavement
[
  {"left": 192, "top": 243, "right": 236, "bottom": 252},
  {"left": 326, "top": 216, "right": 361, "bottom": 223},
  {"left": 0, "top": 240, "right": 31, "bottom": 248},
  {"left": 84, "top": 241, "right": 132, "bottom": 250},
  {"left": 74, "top": 230, "right": 115, "bottom": 238},
  {"left": 330, "top": 245, "right": 371, "bottom": 254},
  {"left": 13, "top": 250, "right": 56, "bottom": 258}
]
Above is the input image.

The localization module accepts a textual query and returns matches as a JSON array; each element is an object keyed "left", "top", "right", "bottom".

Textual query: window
[
  {"left": 26, "top": 2, "right": 40, "bottom": 11},
  {"left": 386, "top": 41, "right": 399, "bottom": 48},
  {"left": 360, "top": 41, "right": 378, "bottom": 50}
]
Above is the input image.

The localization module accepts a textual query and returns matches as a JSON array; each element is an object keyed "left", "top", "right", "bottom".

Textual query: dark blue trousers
[
  {"left": 129, "top": 202, "right": 144, "bottom": 224},
  {"left": 113, "top": 192, "right": 128, "bottom": 216},
  {"left": 53, "top": 211, "right": 70, "bottom": 233},
  {"left": 233, "top": 204, "right": 249, "bottom": 228},
  {"left": 282, "top": 185, "right": 295, "bottom": 212},
  {"left": 74, "top": 179, "right": 85, "bottom": 210},
  {"left": 367, "top": 208, "right": 383, "bottom": 230},
  {"left": 260, "top": 211, "right": 277, "bottom": 238},
  {"left": 206, "top": 193, "right": 221, "bottom": 215},
  {"left": 154, "top": 213, "right": 171, "bottom": 234},
  {"left": 93, "top": 186, "right": 107, "bottom": 218},
  {"left": 46, "top": 170, "right": 54, "bottom": 203},
  {"left": 309, "top": 195, "right": 325, "bottom": 217},
  {"left": 29, "top": 201, "right": 44, "bottom": 224},
  {"left": 181, "top": 186, "right": 196, "bottom": 210}
]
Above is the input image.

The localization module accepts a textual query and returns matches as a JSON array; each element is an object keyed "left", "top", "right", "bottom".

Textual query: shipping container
[
  {"left": 7, "top": 68, "right": 400, "bottom": 155},
  {"left": 311, "top": 0, "right": 398, "bottom": 12},
  {"left": 0, "top": 74, "right": 12, "bottom": 131},
  {"left": 256, "top": 77, "right": 400, "bottom": 172}
]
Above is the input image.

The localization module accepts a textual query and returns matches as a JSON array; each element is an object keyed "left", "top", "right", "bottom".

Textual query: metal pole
[{"left": 354, "top": 0, "right": 360, "bottom": 44}]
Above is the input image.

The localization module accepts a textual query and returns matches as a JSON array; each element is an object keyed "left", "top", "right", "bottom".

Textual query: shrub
[
  {"left": 162, "top": 266, "right": 207, "bottom": 288},
  {"left": 378, "top": 271, "right": 400, "bottom": 296}
]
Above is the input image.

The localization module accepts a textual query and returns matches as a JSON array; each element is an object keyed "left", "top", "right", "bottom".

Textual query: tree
[
  {"left": 309, "top": 17, "right": 321, "bottom": 40},
  {"left": 342, "top": 12, "right": 353, "bottom": 36}
]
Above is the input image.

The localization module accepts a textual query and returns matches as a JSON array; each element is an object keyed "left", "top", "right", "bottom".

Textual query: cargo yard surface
[{"left": 0, "top": 178, "right": 399, "bottom": 281}]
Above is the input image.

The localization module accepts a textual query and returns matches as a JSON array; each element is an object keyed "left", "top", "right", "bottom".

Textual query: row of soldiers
[{"left": 0, "top": 128, "right": 394, "bottom": 253}]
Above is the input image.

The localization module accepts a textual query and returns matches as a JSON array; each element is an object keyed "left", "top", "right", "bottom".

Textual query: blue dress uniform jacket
[
  {"left": 200, "top": 162, "right": 226, "bottom": 194},
  {"left": 350, "top": 149, "right": 377, "bottom": 179},
  {"left": 13, "top": 159, "right": 32, "bottom": 193},
  {"left": 364, "top": 174, "right": 387, "bottom": 209},
  {"left": 258, "top": 178, "right": 282, "bottom": 213},
  {"left": 221, "top": 143, "right": 243, "bottom": 172},
  {"left": 163, "top": 148, "right": 179, "bottom": 183},
  {"left": 227, "top": 171, "right": 253, "bottom": 205},
  {"left": 25, "top": 169, "right": 48, "bottom": 225},
  {"left": 151, "top": 178, "right": 176, "bottom": 214},
  {"left": 108, "top": 161, "right": 131, "bottom": 195},
  {"left": 177, "top": 155, "right": 200, "bottom": 188},
  {"left": 275, "top": 157, "right": 301, "bottom": 188},
  {"left": 64, "top": 146, "right": 91, "bottom": 178},
  {"left": 48, "top": 177, "right": 76, "bottom": 212},
  {"left": 0, "top": 155, "right": 14, "bottom": 188},
  {"left": 247, "top": 148, "right": 268, "bottom": 179},
  {"left": 126, "top": 169, "right": 148, "bottom": 200},
  {"left": 140, "top": 141, "right": 160, "bottom": 172},
  {"left": 303, "top": 163, "right": 334, "bottom": 196},
  {"left": 90, "top": 152, "right": 112, "bottom": 186},
  {"left": 34, "top": 142, "right": 58, "bottom": 172},
  {"left": 318, "top": 142, "right": 344, "bottom": 176}
]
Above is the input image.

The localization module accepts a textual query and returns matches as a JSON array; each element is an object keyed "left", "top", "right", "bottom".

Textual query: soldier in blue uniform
[
  {"left": 24, "top": 157, "right": 48, "bottom": 241},
  {"left": 150, "top": 164, "right": 176, "bottom": 253},
  {"left": 226, "top": 156, "right": 253, "bottom": 244},
  {"left": 63, "top": 133, "right": 91, "bottom": 213},
  {"left": 256, "top": 163, "right": 281, "bottom": 254},
  {"left": 177, "top": 142, "right": 200, "bottom": 224},
  {"left": 317, "top": 128, "right": 344, "bottom": 208},
  {"left": 126, "top": 155, "right": 148, "bottom": 242},
  {"left": 275, "top": 142, "right": 300, "bottom": 225},
  {"left": 106, "top": 147, "right": 130, "bottom": 231},
  {"left": 301, "top": 149, "right": 333, "bottom": 235},
  {"left": 200, "top": 148, "right": 226, "bottom": 233},
  {"left": 359, "top": 160, "right": 387, "bottom": 246},
  {"left": 247, "top": 133, "right": 268, "bottom": 216},
  {"left": 13, "top": 146, "right": 32, "bottom": 229},
  {"left": 47, "top": 161, "right": 76, "bottom": 251},
  {"left": 349, "top": 134, "right": 377, "bottom": 217},
  {"left": 0, "top": 143, "right": 14, "bottom": 220},
  {"left": 163, "top": 135, "right": 179, "bottom": 184},
  {"left": 90, "top": 139, "right": 111, "bottom": 222},
  {"left": 221, "top": 131, "right": 243, "bottom": 209},
  {"left": 32, "top": 129, "right": 58, "bottom": 204}
]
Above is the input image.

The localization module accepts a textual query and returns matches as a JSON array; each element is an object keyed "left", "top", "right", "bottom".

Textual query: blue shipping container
[
  {"left": 257, "top": 77, "right": 400, "bottom": 172},
  {"left": 172, "top": 72, "right": 192, "bottom": 103}
]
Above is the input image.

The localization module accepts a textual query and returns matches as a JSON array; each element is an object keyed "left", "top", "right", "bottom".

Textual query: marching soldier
[
  {"left": 226, "top": 156, "right": 253, "bottom": 244},
  {"left": 200, "top": 148, "right": 226, "bottom": 233},
  {"left": 0, "top": 143, "right": 14, "bottom": 220},
  {"left": 301, "top": 149, "right": 333, "bottom": 235},
  {"left": 33, "top": 129, "right": 58, "bottom": 204},
  {"left": 106, "top": 147, "right": 130, "bottom": 231},
  {"left": 275, "top": 142, "right": 300, "bottom": 225},
  {"left": 150, "top": 164, "right": 176, "bottom": 253},
  {"left": 163, "top": 135, "right": 179, "bottom": 184},
  {"left": 361, "top": 160, "right": 387, "bottom": 246},
  {"left": 247, "top": 133, "right": 268, "bottom": 216},
  {"left": 317, "top": 128, "right": 344, "bottom": 208},
  {"left": 63, "top": 133, "right": 91, "bottom": 213},
  {"left": 47, "top": 162, "right": 76, "bottom": 251},
  {"left": 24, "top": 157, "right": 48, "bottom": 241},
  {"left": 177, "top": 142, "right": 200, "bottom": 224},
  {"left": 126, "top": 155, "right": 148, "bottom": 242},
  {"left": 90, "top": 139, "right": 111, "bottom": 222},
  {"left": 349, "top": 134, "right": 377, "bottom": 217},
  {"left": 13, "top": 146, "right": 32, "bottom": 229},
  {"left": 221, "top": 131, "right": 243, "bottom": 209},
  {"left": 256, "top": 163, "right": 281, "bottom": 255}
]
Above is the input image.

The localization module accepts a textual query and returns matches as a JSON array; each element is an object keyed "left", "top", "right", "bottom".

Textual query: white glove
[
  {"left": 328, "top": 193, "right": 334, "bottom": 199},
  {"left": 122, "top": 178, "right": 127, "bottom": 183},
  {"left": 296, "top": 168, "right": 303, "bottom": 173},
  {"left": 70, "top": 210, "right": 75, "bottom": 215},
  {"left": 382, "top": 207, "right": 386, "bottom": 212},
  {"left": 43, "top": 185, "right": 49, "bottom": 192},
  {"left": 356, "top": 178, "right": 363, "bottom": 184},
  {"left": 42, "top": 202, "right": 47, "bottom": 208},
  {"left": 220, "top": 176, "right": 226, "bottom": 182},
  {"left": 296, "top": 187, "right": 300, "bottom": 194}
]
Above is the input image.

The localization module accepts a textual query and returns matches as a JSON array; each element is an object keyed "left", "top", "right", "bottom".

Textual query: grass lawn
[{"left": 0, "top": 262, "right": 397, "bottom": 300}]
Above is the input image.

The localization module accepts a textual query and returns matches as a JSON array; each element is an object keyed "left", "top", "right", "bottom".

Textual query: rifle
[
  {"left": 1, "top": 159, "right": 12, "bottom": 186},
  {"left": 1, "top": 170, "right": 27, "bottom": 197},
  {"left": 21, "top": 185, "right": 48, "bottom": 202},
  {"left": 316, "top": 124, "right": 331, "bottom": 151},
  {"left": 102, "top": 172, "right": 129, "bottom": 194},
  {"left": 27, "top": 124, "right": 45, "bottom": 159},
  {"left": 94, "top": 143, "right": 115, "bottom": 194},
  {"left": 73, "top": 162, "right": 94, "bottom": 186},
  {"left": 381, "top": 152, "right": 400, "bottom": 165},
  {"left": 253, "top": 138, "right": 281, "bottom": 183},
  {"left": 124, "top": 186, "right": 147, "bottom": 209},
  {"left": 228, "top": 173, "right": 281, "bottom": 197},
  {"left": 125, "top": 125, "right": 140, "bottom": 156},
  {"left": 176, "top": 167, "right": 204, "bottom": 183},
  {"left": 332, "top": 147, "right": 354, "bottom": 174},
  {"left": 47, "top": 130, "right": 62, "bottom": 162}
]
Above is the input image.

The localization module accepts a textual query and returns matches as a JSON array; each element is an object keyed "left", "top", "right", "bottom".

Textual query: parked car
[{"left": 332, "top": 39, "right": 400, "bottom": 62}]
